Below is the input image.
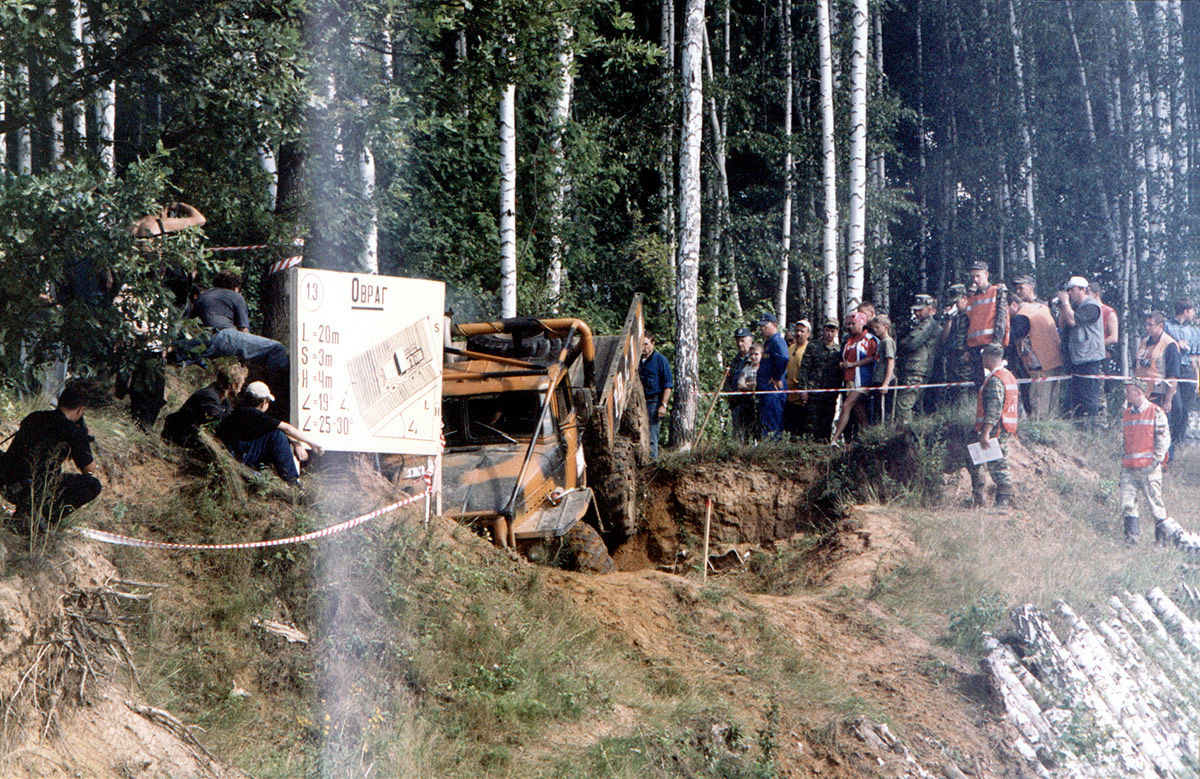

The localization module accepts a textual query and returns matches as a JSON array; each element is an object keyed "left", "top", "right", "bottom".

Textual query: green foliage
[{"left": 945, "top": 592, "right": 1006, "bottom": 657}]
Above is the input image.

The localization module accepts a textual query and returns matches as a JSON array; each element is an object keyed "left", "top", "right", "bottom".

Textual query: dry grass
[{"left": 870, "top": 418, "right": 1200, "bottom": 650}]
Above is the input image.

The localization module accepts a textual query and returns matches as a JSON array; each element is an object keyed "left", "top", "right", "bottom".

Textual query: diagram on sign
[{"left": 347, "top": 316, "right": 439, "bottom": 437}]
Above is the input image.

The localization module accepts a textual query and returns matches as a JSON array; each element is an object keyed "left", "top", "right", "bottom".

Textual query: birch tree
[
  {"left": 778, "top": 0, "right": 793, "bottom": 328},
  {"left": 868, "top": 8, "right": 887, "bottom": 308},
  {"left": 69, "top": 0, "right": 85, "bottom": 149},
  {"left": 359, "top": 143, "right": 378, "bottom": 274},
  {"left": 1007, "top": 0, "right": 1038, "bottom": 272},
  {"left": 660, "top": 0, "right": 677, "bottom": 295},
  {"left": 547, "top": 22, "right": 575, "bottom": 312},
  {"left": 845, "top": 0, "right": 868, "bottom": 308},
  {"left": 499, "top": 81, "right": 518, "bottom": 318},
  {"left": 816, "top": 0, "right": 839, "bottom": 322},
  {"left": 671, "top": 0, "right": 704, "bottom": 448}
]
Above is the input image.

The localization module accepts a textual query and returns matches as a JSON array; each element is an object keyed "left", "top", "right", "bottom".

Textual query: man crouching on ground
[
  {"left": 1119, "top": 377, "right": 1172, "bottom": 546},
  {"left": 215, "top": 381, "right": 324, "bottom": 485},
  {"left": 1, "top": 381, "right": 102, "bottom": 531},
  {"left": 969, "top": 343, "right": 1018, "bottom": 509}
]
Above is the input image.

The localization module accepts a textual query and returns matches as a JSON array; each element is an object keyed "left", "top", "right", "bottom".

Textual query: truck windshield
[{"left": 443, "top": 391, "right": 550, "bottom": 447}]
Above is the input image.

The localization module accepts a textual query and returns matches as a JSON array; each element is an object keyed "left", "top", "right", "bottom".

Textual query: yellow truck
[{"left": 439, "top": 296, "right": 649, "bottom": 572}]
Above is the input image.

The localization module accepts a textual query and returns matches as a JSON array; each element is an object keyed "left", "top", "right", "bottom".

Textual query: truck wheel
[
  {"left": 596, "top": 438, "right": 640, "bottom": 543},
  {"left": 619, "top": 379, "right": 651, "bottom": 465},
  {"left": 558, "top": 522, "right": 615, "bottom": 573}
]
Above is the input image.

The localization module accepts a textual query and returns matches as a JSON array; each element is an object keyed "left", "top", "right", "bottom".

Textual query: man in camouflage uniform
[
  {"left": 938, "top": 283, "right": 973, "bottom": 409},
  {"left": 1119, "top": 377, "right": 1172, "bottom": 546},
  {"left": 724, "top": 327, "right": 756, "bottom": 441},
  {"left": 969, "top": 343, "right": 1019, "bottom": 509},
  {"left": 797, "top": 318, "right": 842, "bottom": 441},
  {"left": 895, "top": 294, "right": 939, "bottom": 423}
]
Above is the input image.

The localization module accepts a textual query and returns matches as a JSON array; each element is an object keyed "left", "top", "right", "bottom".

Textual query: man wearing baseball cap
[
  {"left": 797, "top": 318, "right": 842, "bottom": 440},
  {"left": 216, "top": 381, "right": 325, "bottom": 485},
  {"left": 1057, "top": 276, "right": 1106, "bottom": 425},
  {"left": 967, "top": 343, "right": 1018, "bottom": 509},
  {"left": 964, "top": 261, "right": 1009, "bottom": 385},
  {"left": 723, "top": 327, "right": 756, "bottom": 441},
  {"left": 895, "top": 294, "right": 939, "bottom": 423},
  {"left": 755, "top": 312, "right": 789, "bottom": 438},
  {"left": 937, "top": 283, "right": 972, "bottom": 409},
  {"left": 784, "top": 319, "right": 812, "bottom": 435},
  {"left": 1119, "top": 377, "right": 1172, "bottom": 545}
]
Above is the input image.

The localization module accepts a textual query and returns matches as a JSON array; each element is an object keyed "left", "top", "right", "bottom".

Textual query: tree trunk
[
  {"left": 671, "top": 0, "right": 705, "bottom": 449},
  {"left": 1126, "top": 1, "right": 1153, "bottom": 326},
  {"left": 547, "top": 21, "right": 575, "bottom": 313},
  {"left": 869, "top": 7, "right": 887, "bottom": 309},
  {"left": 17, "top": 63, "right": 31, "bottom": 174},
  {"left": 778, "top": 0, "right": 793, "bottom": 327},
  {"left": 1128, "top": 1, "right": 1165, "bottom": 301},
  {"left": 702, "top": 25, "right": 730, "bottom": 318},
  {"left": 1007, "top": 0, "right": 1038, "bottom": 272},
  {"left": 358, "top": 144, "right": 378, "bottom": 274},
  {"left": 816, "top": 0, "right": 839, "bottom": 322},
  {"left": 499, "top": 82, "right": 518, "bottom": 318},
  {"left": 1066, "top": 1, "right": 1124, "bottom": 280},
  {"left": 660, "top": 0, "right": 677, "bottom": 296},
  {"left": 1169, "top": 0, "right": 1190, "bottom": 285},
  {"left": 845, "top": 0, "right": 868, "bottom": 308},
  {"left": 916, "top": 0, "right": 928, "bottom": 292},
  {"left": 70, "top": 0, "right": 86, "bottom": 152},
  {"left": 260, "top": 142, "right": 278, "bottom": 211}
]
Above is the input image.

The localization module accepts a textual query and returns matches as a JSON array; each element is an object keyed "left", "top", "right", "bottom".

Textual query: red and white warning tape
[
  {"left": 698, "top": 373, "right": 1198, "bottom": 398},
  {"left": 268, "top": 255, "right": 304, "bottom": 275},
  {"left": 79, "top": 475, "right": 433, "bottom": 551}
]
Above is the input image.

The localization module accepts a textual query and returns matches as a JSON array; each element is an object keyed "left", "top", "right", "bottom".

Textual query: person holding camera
[{"left": 1057, "top": 276, "right": 1106, "bottom": 425}]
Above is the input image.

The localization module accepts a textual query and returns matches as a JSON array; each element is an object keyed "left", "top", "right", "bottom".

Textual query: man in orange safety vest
[
  {"left": 968, "top": 343, "right": 1018, "bottom": 509},
  {"left": 1120, "top": 377, "right": 1172, "bottom": 546}
]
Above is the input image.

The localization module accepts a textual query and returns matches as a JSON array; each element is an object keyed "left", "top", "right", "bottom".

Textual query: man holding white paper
[{"left": 968, "top": 343, "right": 1019, "bottom": 509}]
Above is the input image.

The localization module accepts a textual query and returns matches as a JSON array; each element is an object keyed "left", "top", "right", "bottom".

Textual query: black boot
[
  {"left": 995, "top": 487, "right": 1013, "bottom": 509},
  {"left": 1124, "top": 515, "right": 1140, "bottom": 546}
]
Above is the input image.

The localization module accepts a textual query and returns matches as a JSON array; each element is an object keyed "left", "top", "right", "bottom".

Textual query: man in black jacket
[{"left": 1, "top": 382, "right": 102, "bottom": 529}]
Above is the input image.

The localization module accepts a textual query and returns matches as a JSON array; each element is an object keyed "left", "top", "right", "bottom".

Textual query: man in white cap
[
  {"left": 215, "top": 381, "right": 324, "bottom": 485},
  {"left": 784, "top": 319, "right": 811, "bottom": 435},
  {"left": 1057, "top": 276, "right": 1106, "bottom": 425}
]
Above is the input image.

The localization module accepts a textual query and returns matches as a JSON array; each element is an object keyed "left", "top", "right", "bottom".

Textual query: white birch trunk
[
  {"left": 660, "top": 0, "right": 677, "bottom": 296},
  {"left": 1008, "top": 0, "right": 1037, "bottom": 272},
  {"left": 96, "top": 82, "right": 115, "bottom": 173},
  {"left": 778, "top": 0, "right": 793, "bottom": 328},
  {"left": 547, "top": 22, "right": 575, "bottom": 313},
  {"left": 1170, "top": 0, "right": 1188, "bottom": 209},
  {"left": 0, "top": 65, "right": 6, "bottom": 167},
  {"left": 47, "top": 73, "right": 64, "bottom": 167},
  {"left": 358, "top": 144, "right": 378, "bottom": 274},
  {"left": 845, "top": 0, "right": 868, "bottom": 309},
  {"left": 701, "top": 26, "right": 729, "bottom": 318},
  {"left": 17, "top": 63, "right": 31, "bottom": 175},
  {"left": 869, "top": 8, "right": 887, "bottom": 308},
  {"left": 260, "top": 143, "right": 278, "bottom": 211},
  {"left": 916, "top": 0, "right": 927, "bottom": 291},
  {"left": 817, "top": 0, "right": 839, "bottom": 322},
  {"left": 70, "top": 0, "right": 86, "bottom": 147},
  {"left": 1127, "top": 1, "right": 1159, "bottom": 304},
  {"left": 499, "top": 82, "right": 518, "bottom": 318},
  {"left": 1153, "top": 1, "right": 1174, "bottom": 195},
  {"left": 1066, "top": 1, "right": 1123, "bottom": 274},
  {"left": 672, "top": 0, "right": 704, "bottom": 448}
]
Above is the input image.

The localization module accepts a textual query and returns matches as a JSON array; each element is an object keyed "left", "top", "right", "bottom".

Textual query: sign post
[{"left": 288, "top": 269, "right": 444, "bottom": 457}]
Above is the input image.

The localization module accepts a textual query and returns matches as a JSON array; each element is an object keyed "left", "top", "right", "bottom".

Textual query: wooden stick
[
  {"left": 702, "top": 497, "right": 713, "bottom": 583},
  {"left": 695, "top": 367, "right": 732, "bottom": 450}
]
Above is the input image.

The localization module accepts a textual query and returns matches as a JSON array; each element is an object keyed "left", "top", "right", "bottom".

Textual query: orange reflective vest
[
  {"left": 966, "top": 284, "right": 1009, "bottom": 348},
  {"left": 1135, "top": 332, "right": 1178, "bottom": 395},
  {"left": 975, "top": 367, "right": 1019, "bottom": 434},
  {"left": 1122, "top": 402, "right": 1163, "bottom": 469}
]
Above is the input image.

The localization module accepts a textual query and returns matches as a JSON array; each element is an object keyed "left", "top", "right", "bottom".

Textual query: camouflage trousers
[
  {"left": 968, "top": 432, "right": 1011, "bottom": 493},
  {"left": 894, "top": 374, "right": 926, "bottom": 424},
  {"left": 1119, "top": 464, "right": 1166, "bottom": 524}
]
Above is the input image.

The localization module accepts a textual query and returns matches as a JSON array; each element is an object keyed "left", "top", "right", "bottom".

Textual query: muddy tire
[
  {"left": 558, "top": 521, "right": 615, "bottom": 573},
  {"left": 619, "top": 379, "right": 651, "bottom": 465},
  {"left": 592, "top": 438, "right": 640, "bottom": 543}
]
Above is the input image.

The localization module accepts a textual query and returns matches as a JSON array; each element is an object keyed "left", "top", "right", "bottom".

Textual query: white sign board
[{"left": 288, "top": 268, "right": 444, "bottom": 455}]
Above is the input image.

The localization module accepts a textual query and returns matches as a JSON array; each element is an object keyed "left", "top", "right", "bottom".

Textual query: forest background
[{"left": 0, "top": 0, "right": 1198, "bottom": 444}]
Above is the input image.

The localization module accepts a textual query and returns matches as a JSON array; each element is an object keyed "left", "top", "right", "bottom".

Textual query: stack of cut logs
[{"left": 986, "top": 588, "right": 1200, "bottom": 777}]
